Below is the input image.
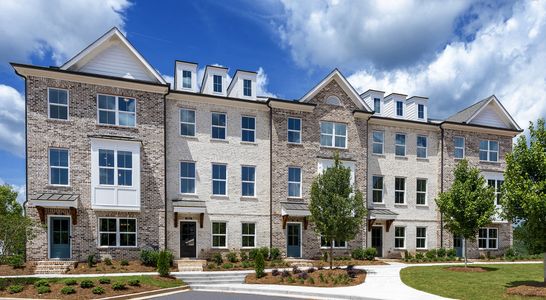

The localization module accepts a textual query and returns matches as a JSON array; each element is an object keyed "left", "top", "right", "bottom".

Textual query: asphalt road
[{"left": 153, "top": 290, "right": 302, "bottom": 300}]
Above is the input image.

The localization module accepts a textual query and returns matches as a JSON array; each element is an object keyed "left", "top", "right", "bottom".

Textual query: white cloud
[
  {"left": 0, "top": 85, "right": 24, "bottom": 156},
  {"left": 162, "top": 75, "right": 174, "bottom": 88},
  {"left": 256, "top": 67, "right": 277, "bottom": 97}
]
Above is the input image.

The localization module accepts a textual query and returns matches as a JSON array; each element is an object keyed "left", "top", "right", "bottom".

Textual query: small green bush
[
  {"left": 287, "top": 276, "right": 295, "bottom": 283},
  {"left": 87, "top": 254, "right": 96, "bottom": 267},
  {"left": 241, "top": 260, "right": 252, "bottom": 268},
  {"left": 446, "top": 248, "right": 457, "bottom": 258},
  {"left": 505, "top": 247, "right": 517, "bottom": 258},
  {"left": 120, "top": 259, "right": 129, "bottom": 266},
  {"left": 363, "top": 247, "right": 377, "bottom": 260},
  {"left": 254, "top": 251, "right": 265, "bottom": 278},
  {"left": 128, "top": 279, "right": 140, "bottom": 286},
  {"left": 308, "top": 277, "right": 315, "bottom": 284},
  {"left": 112, "top": 282, "right": 126, "bottom": 290},
  {"left": 60, "top": 286, "right": 76, "bottom": 295},
  {"left": 34, "top": 279, "right": 50, "bottom": 288},
  {"left": 351, "top": 247, "right": 366, "bottom": 260},
  {"left": 222, "top": 263, "right": 234, "bottom": 269},
  {"left": 80, "top": 279, "right": 95, "bottom": 288},
  {"left": 240, "top": 251, "right": 249, "bottom": 261},
  {"left": 98, "top": 277, "right": 111, "bottom": 284},
  {"left": 437, "top": 248, "right": 447, "bottom": 258},
  {"left": 8, "top": 285, "right": 24, "bottom": 294},
  {"left": 36, "top": 285, "right": 51, "bottom": 294},
  {"left": 425, "top": 249, "right": 437, "bottom": 259},
  {"left": 140, "top": 249, "right": 159, "bottom": 266},
  {"left": 248, "top": 248, "right": 259, "bottom": 260},
  {"left": 157, "top": 250, "right": 171, "bottom": 277},
  {"left": 258, "top": 247, "right": 269, "bottom": 260},
  {"left": 270, "top": 247, "right": 281, "bottom": 260},
  {"left": 64, "top": 278, "right": 78, "bottom": 286},
  {"left": 212, "top": 252, "right": 223, "bottom": 265},
  {"left": 415, "top": 252, "right": 424, "bottom": 260},
  {"left": 226, "top": 251, "right": 238, "bottom": 263},
  {"left": 103, "top": 257, "right": 112, "bottom": 265},
  {"left": 322, "top": 251, "right": 329, "bottom": 262},
  {"left": 92, "top": 286, "right": 105, "bottom": 295},
  {"left": 7, "top": 255, "right": 24, "bottom": 268}
]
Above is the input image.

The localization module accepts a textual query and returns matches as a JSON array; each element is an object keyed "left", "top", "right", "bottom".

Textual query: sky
[{"left": 0, "top": 0, "right": 546, "bottom": 202}]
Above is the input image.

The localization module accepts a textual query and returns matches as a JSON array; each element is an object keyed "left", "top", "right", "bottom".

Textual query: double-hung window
[
  {"left": 212, "top": 164, "right": 227, "bottom": 196},
  {"left": 454, "top": 136, "right": 465, "bottom": 159},
  {"left": 417, "top": 135, "right": 428, "bottom": 158},
  {"left": 212, "top": 222, "right": 227, "bottom": 248},
  {"left": 395, "top": 133, "right": 406, "bottom": 156},
  {"left": 373, "top": 98, "right": 381, "bottom": 113},
  {"left": 98, "top": 95, "right": 136, "bottom": 127},
  {"left": 213, "top": 75, "right": 222, "bottom": 93},
  {"left": 243, "top": 79, "right": 252, "bottom": 97},
  {"left": 211, "top": 112, "right": 227, "bottom": 140},
  {"left": 241, "top": 166, "right": 256, "bottom": 197},
  {"left": 478, "top": 228, "right": 498, "bottom": 249},
  {"left": 288, "top": 167, "right": 302, "bottom": 198},
  {"left": 241, "top": 116, "right": 256, "bottom": 142},
  {"left": 99, "top": 150, "right": 132, "bottom": 186},
  {"left": 180, "top": 162, "right": 196, "bottom": 194},
  {"left": 417, "top": 104, "right": 425, "bottom": 119},
  {"left": 488, "top": 179, "right": 504, "bottom": 206},
  {"left": 320, "top": 122, "right": 347, "bottom": 148},
  {"left": 480, "top": 140, "right": 499, "bottom": 162},
  {"left": 416, "top": 179, "right": 427, "bottom": 205},
  {"left": 372, "top": 176, "right": 383, "bottom": 203},
  {"left": 242, "top": 223, "right": 255, "bottom": 248},
  {"left": 416, "top": 227, "right": 427, "bottom": 249},
  {"left": 287, "top": 118, "right": 301, "bottom": 144},
  {"left": 180, "top": 109, "right": 196, "bottom": 136},
  {"left": 394, "top": 227, "right": 405, "bottom": 249},
  {"left": 117, "top": 151, "right": 132, "bottom": 186},
  {"left": 320, "top": 237, "right": 347, "bottom": 248},
  {"left": 99, "top": 218, "right": 137, "bottom": 247},
  {"left": 182, "top": 70, "right": 192, "bottom": 89},
  {"left": 396, "top": 101, "right": 404, "bottom": 117},
  {"left": 372, "top": 131, "right": 384, "bottom": 155},
  {"left": 49, "top": 148, "right": 69, "bottom": 185},
  {"left": 48, "top": 88, "right": 69, "bottom": 120},
  {"left": 395, "top": 177, "right": 406, "bottom": 204},
  {"left": 99, "top": 150, "right": 115, "bottom": 185}
]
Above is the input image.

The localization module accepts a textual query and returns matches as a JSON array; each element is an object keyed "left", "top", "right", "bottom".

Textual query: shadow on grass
[
  {"left": 505, "top": 280, "right": 546, "bottom": 288},
  {"left": 442, "top": 266, "right": 499, "bottom": 272}
]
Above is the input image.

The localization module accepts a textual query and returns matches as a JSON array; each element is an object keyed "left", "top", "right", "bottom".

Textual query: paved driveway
[{"left": 153, "top": 290, "right": 297, "bottom": 300}]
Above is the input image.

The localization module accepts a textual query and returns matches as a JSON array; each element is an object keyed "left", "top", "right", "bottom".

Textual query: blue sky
[{"left": 1, "top": 0, "right": 546, "bottom": 200}]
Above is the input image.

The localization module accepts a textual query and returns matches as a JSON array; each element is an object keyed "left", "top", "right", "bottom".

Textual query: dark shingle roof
[
  {"left": 33, "top": 193, "right": 79, "bottom": 201},
  {"left": 172, "top": 200, "right": 206, "bottom": 208},
  {"left": 446, "top": 96, "right": 493, "bottom": 123}
]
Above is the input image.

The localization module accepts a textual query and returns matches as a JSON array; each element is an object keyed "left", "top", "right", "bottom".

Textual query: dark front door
[
  {"left": 286, "top": 223, "right": 301, "bottom": 258},
  {"left": 50, "top": 217, "right": 71, "bottom": 259},
  {"left": 180, "top": 222, "right": 197, "bottom": 258},
  {"left": 454, "top": 237, "right": 464, "bottom": 257},
  {"left": 371, "top": 226, "right": 383, "bottom": 257}
]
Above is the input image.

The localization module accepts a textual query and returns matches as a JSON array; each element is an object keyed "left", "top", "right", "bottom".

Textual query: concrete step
[
  {"left": 34, "top": 261, "right": 76, "bottom": 274},
  {"left": 183, "top": 278, "right": 245, "bottom": 285},
  {"left": 176, "top": 272, "right": 247, "bottom": 286},
  {"left": 175, "top": 259, "right": 206, "bottom": 272}
]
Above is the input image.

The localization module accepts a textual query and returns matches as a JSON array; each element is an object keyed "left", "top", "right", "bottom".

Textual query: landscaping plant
[
  {"left": 33, "top": 279, "right": 49, "bottom": 288},
  {"left": 157, "top": 250, "right": 171, "bottom": 277},
  {"left": 128, "top": 279, "right": 140, "bottom": 286},
  {"left": 98, "top": 277, "right": 111, "bottom": 284},
  {"left": 226, "top": 251, "right": 238, "bottom": 263},
  {"left": 212, "top": 252, "right": 223, "bottom": 265},
  {"left": 120, "top": 259, "right": 129, "bottom": 266},
  {"left": 36, "top": 286, "right": 51, "bottom": 294},
  {"left": 60, "top": 286, "right": 76, "bottom": 295},
  {"left": 0, "top": 185, "right": 35, "bottom": 260},
  {"left": 259, "top": 247, "right": 269, "bottom": 260},
  {"left": 87, "top": 254, "right": 96, "bottom": 267},
  {"left": 140, "top": 249, "right": 159, "bottom": 266},
  {"left": 8, "top": 285, "right": 23, "bottom": 294},
  {"left": 92, "top": 286, "right": 105, "bottom": 295},
  {"left": 270, "top": 247, "right": 281, "bottom": 260},
  {"left": 254, "top": 251, "right": 265, "bottom": 278},
  {"left": 80, "top": 279, "right": 94, "bottom": 288},
  {"left": 103, "top": 257, "right": 112, "bottom": 265},
  {"left": 64, "top": 279, "right": 78, "bottom": 286},
  {"left": 7, "top": 254, "right": 24, "bottom": 268},
  {"left": 112, "top": 281, "right": 126, "bottom": 290}
]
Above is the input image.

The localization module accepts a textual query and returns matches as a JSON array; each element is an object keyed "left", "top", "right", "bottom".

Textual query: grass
[{"left": 400, "top": 263, "right": 544, "bottom": 300}]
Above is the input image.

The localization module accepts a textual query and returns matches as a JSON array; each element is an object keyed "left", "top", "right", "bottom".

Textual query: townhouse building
[{"left": 13, "top": 28, "right": 522, "bottom": 266}]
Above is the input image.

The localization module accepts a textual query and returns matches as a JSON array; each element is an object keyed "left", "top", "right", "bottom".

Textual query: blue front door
[
  {"left": 287, "top": 223, "right": 301, "bottom": 258},
  {"left": 454, "top": 236, "right": 464, "bottom": 258},
  {"left": 50, "top": 217, "right": 71, "bottom": 259}
]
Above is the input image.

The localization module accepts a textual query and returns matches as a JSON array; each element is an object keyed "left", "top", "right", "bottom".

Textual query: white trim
[
  {"left": 241, "top": 222, "right": 256, "bottom": 249},
  {"left": 286, "top": 222, "right": 303, "bottom": 258},
  {"left": 287, "top": 117, "right": 302, "bottom": 144},
  {"left": 394, "top": 226, "right": 406, "bottom": 250},
  {"left": 394, "top": 177, "right": 406, "bottom": 204},
  {"left": 371, "top": 175, "right": 384, "bottom": 204},
  {"left": 180, "top": 161, "right": 197, "bottom": 195},
  {"left": 211, "top": 112, "right": 227, "bottom": 140},
  {"left": 48, "top": 215, "right": 72, "bottom": 260},
  {"left": 179, "top": 108, "right": 196, "bottom": 137},
  {"left": 479, "top": 140, "right": 499, "bottom": 162},
  {"left": 97, "top": 217, "right": 138, "bottom": 248},
  {"left": 241, "top": 165, "right": 256, "bottom": 197},
  {"left": 211, "top": 163, "right": 228, "bottom": 196},
  {"left": 370, "top": 225, "right": 384, "bottom": 257},
  {"left": 96, "top": 94, "right": 137, "bottom": 128},
  {"left": 372, "top": 131, "right": 384, "bottom": 155},
  {"left": 454, "top": 136, "right": 465, "bottom": 159},
  {"left": 416, "top": 226, "right": 427, "bottom": 250},
  {"left": 395, "top": 101, "right": 404, "bottom": 117},
  {"left": 417, "top": 103, "right": 425, "bottom": 120},
  {"left": 47, "top": 87, "right": 70, "bottom": 121},
  {"left": 319, "top": 236, "right": 347, "bottom": 249},
  {"left": 319, "top": 121, "right": 347, "bottom": 149},
  {"left": 287, "top": 166, "right": 302, "bottom": 198},
  {"left": 241, "top": 115, "right": 256, "bottom": 143},
  {"left": 416, "top": 178, "right": 428, "bottom": 206},
  {"left": 416, "top": 135, "right": 428, "bottom": 159},
  {"left": 179, "top": 220, "right": 198, "bottom": 258},
  {"left": 211, "top": 221, "right": 228, "bottom": 249},
  {"left": 467, "top": 96, "right": 521, "bottom": 131},
  {"left": 48, "top": 148, "right": 70, "bottom": 187},
  {"left": 395, "top": 133, "right": 406, "bottom": 157},
  {"left": 478, "top": 227, "right": 499, "bottom": 250}
]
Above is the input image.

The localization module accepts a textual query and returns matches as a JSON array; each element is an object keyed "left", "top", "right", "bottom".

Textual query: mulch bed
[
  {"left": 68, "top": 260, "right": 176, "bottom": 274},
  {"left": 245, "top": 269, "right": 366, "bottom": 287},
  {"left": 312, "top": 259, "right": 385, "bottom": 267},
  {"left": 445, "top": 266, "right": 488, "bottom": 272},
  {"left": 0, "top": 264, "right": 35, "bottom": 276},
  {"left": 506, "top": 282, "right": 546, "bottom": 298}
]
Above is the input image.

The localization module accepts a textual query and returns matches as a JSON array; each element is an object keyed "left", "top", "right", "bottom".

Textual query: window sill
[
  {"left": 320, "top": 247, "right": 348, "bottom": 250},
  {"left": 179, "top": 193, "right": 199, "bottom": 198},
  {"left": 47, "top": 184, "right": 71, "bottom": 188},
  {"left": 47, "top": 118, "right": 71, "bottom": 123},
  {"left": 211, "top": 246, "right": 228, "bottom": 249},
  {"left": 395, "top": 156, "right": 408, "bottom": 160},
  {"left": 210, "top": 195, "right": 229, "bottom": 200},
  {"left": 241, "top": 246, "right": 256, "bottom": 249},
  {"left": 371, "top": 202, "right": 385, "bottom": 206},
  {"left": 394, "top": 203, "right": 407, "bottom": 207},
  {"left": 372, "top": 153, "right": 385, "bottom": 157},
  {"left": 415, "top": 204, "right": 429, "bottom": 208},
  {"left": 96, "top": 124, "right": 138, "bottom": 130},
  {"left": 320, "top": 146, "right": 348, "bottom": 150},
  {"left": 416, "top": 157, "right": 429, "bottom": 162},
  {"left": 479, "top": 160, "right": 501, "bottom": 164},
  {"left": 97, "top": 246, "right": 138, "bottom": 249},
  {"left": 180, "top": 135, "right": 198, "bottom": 140},
  {"left": 478, "top": 248, "right": 499, "bottom": 251},
  {"left": 287, "top": 197, "right": 303, "bottom": 200},
  {"left": 287, "top": 142, "right": 303, "bottom": 146},
  {"left": 210, "top": 139, "right": 228, "bottom": 143},
  {"left": 241, "top": 196, "right": 258, "bottom": 201},
  {"left": 393, "top": 248, "right": 406, "bottom": 251},
  {"left": 240, "top": 141, "right": 257, "bottom": 145}
]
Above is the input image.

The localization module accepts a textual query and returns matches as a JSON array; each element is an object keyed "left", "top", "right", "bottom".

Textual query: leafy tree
[
  {"left": 436, "top": 159, "right": 495, "bottom": 267},
  {"left": 502, "top": 118, "right": 546, "bottom": 283},
  {"left": 0, "top": 184, "right": 34, "bottom": 260},
  {"left": 309, "top": 153, "right": 366, "bottom": 269}
]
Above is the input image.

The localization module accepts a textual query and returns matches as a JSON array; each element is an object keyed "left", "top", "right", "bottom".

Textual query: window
[
  {"left": 417, "top": 135, "right": 428, "bottom": 158},
  {"left": 478, "top": 228, "right": 498, "bottom": 249},
  {"left": 372, "top": 131, "right": 384, "bottom": 155},
  {"left": 416, "top": 179, "right": 427, "bottom": 205},
  {"left": 98, "top": 149, "right": 132, "bottom": 186},
  {"left": 213, "top": 75, "right": 222, "bottom": 93},
  {"left": 372, "top": 176, "right": 383, "bottom": 203},
  {"left": 454, "top": 136, "right": 465, "bottom": 159},
  {"left": 395, "top": 133, "right": 406, "bottom": 156},
  {"left": 98, "top": 95, "right": 136, "bottom": 127},
  {"left": 48, "top": 88, "right": 68, "bottom": 120},
  {"left": 394, "top": 227, "right": 405, "bottom": 249},
  {"left": 325, "top": 96, "right": 341, "bottom": 106},
  {"left": 416, "top": 227, "right": 427, "bottom": 249},
  {"left": 488, "top": 179, "right": 504, "bottom": 206},
  {"left": 320, "top": 122, "right": 347, "bottom": 148},
  {"left": 395, "top": 177, "right": 405, "bottom": 204},
  {"left": 212, "top": 222, "right": 227, "bottom": 248},
  {"left": 320, "top": 236, "right": 346, "bottom": 248},
  {"left": 374, "top": 98, "right": 381, "bottom": 113},
  {"left": 241, "top": 166, "right": 255, "bottom": 197},
  {"left": 182, "top": 70, "right": 192, "bottom": 89},
  {"left": 241, "top": 116, "right": 256, "bottom": 142},
  {"left": 180, "top": 109, "right": 196, "bottom": 137},
  {"left": 99, "top": 218, "right": 137, "bottom": 247},
  {"left": 243, "top": 79, "right": 252, "bottom": 97},
  {"left": 212, "top": 164, "right": 227, "bottom": 196},
  {"left": 288, "top": 167, "right": 301, "bottom": 198},
  {"left": 99, "top": 150, "right": 115, "bottom": 185},
  {"left": 396, "top": 101, "right": 404, "bottom": 116},
  {"left": 287, "top": 118, "right": 301, "bottom": 144},
  {"left": 242, "top": 223, "right": 255, "bottom": 248},
  {"left": 211, "top": 112, "right": 227, "bottom": 140},
  {"left": 480, "top": 140, "right": 499, "bottom": 162},
  {"left": 49, "top": 148, "right": 69, "bottom": 185},
  {"left": 117, "top": 151, "right": 132, "bottom": 186},
  {"left": 418, "top": 104, "right": 425, "bottom": 119},
  {"left": 180, "top": 162, "right": 196, "bottom": 194}
]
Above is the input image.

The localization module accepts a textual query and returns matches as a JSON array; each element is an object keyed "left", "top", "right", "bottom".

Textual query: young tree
[
  {"left": 0, "top": 184, "right": 34, "bottom": 259},
  {"left": 502, "top": 118, "right": 546, "bottom": 283},
  {"left": 309, "top": 153, "right": 366, "bottom": 269},
  {"left": 436, "top": 159, "right": 495, "bottom": 267}
]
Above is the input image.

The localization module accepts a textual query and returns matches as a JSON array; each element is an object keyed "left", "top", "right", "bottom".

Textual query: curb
[{"left": 97, "top": 286, "right": 189, "bottom": 300}]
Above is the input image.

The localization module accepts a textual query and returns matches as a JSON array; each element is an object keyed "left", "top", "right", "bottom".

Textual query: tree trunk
[
  {"left": 543, "top": 252, "right": 545, "bottom": 285},
  {"left": 464, "top": 241, "right": 468, "bottom": 268},
  {"left": 330, "top": 243, "right": 334, "bottom": 270}
]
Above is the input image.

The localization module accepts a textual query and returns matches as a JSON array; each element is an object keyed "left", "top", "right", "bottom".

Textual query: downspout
[
  {"left": 365, "top": 116, "right": 370, "bottom": 248},
  {"left": 440, "top": 125, "right": 444, "bottom": 248},
  {"left": 267, "top": 101, "right": 273, "bottom": 249},
  {"left": 163, "top": 85, "right": 171, "bottom": 251}
]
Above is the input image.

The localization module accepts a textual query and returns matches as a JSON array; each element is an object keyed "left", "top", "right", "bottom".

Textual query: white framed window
[
  {"left": 373, "top": 98, "right": 381, "bottom": 113},
  {"left": 212, "top": 222, "right": 227, "bottom": 248},
  {"left": 49, "top": 148, "right": 69, "bottom": 186},
  {"left": 480, "top": 140, "right": 499, "bottom": 162},
  {"left": 211, "top": 112, "right": 227, "bottom": 140},
  {"left": 180, "top": 162, "right": 196, "bottom": 194},
  {"left": 180, "top": 109, "right": 196, "bottom": 137},
  {"left": 418, "top": 104, "right": 425, "bottom": 119},
  {"left": 243, "top": 79, "right": 252, "bottom": 97},
  {"left": 395, "top": 133, "right": 406, "bottom": 156},
  {"left": 287, "top": 117, "right": 301, "bottom": 144},
  {"left": 416, "top": 227, "right": 427, "bottom": 249},
  {"left": 488, "top": 179, "right": 504, "bottom": 206},
  {"left": 213, "top": 75, "right": 222, "bottom": 93},
  {"left": 241, "top": 166, "right": 256, "bottom": 197},
  {"left": 454, "top": 136, "right": 465, "bottom": 159},
  {"left": 394, "top": 226, "right": 405, "bottom": 249},
  {"left": 320, "top": 121, "right": 347, "bottom": 148},
  {"left": 97, "top": 94, "right": 136, "bottom": 127},
  {"left": 320, "top": 236, "right": 347, "bottom": 248},
  {"left": 372, "top": 131, "right": 384, "bottom": 155},
  {"left": 372, "top": 176, "right": 383, "bottom": 203},
  {"left": 395, "top": 177, "right": 406, "bottom": 204},
  {"left": 241, "top": 116, "right": 256, "bottom": 142},
  {"left": 325, "top": 96, "right": 341, "bottom": 106},
  {"left": 288, "top": 167, "right": 302, "bottom": 198},
  {"left": 98, "top": 149, "right": 132, "bottom": 186},
  {"left": 212, "top": 164, "right": 227, "bottom": 196},
  {"left": 417, "top": 135, "right": 428, "bottom": 158},
  {"left": 48, "top": 88, "right": 69, "bottom": 120},
  {"left": 241, "top": 223, "right": 255, "bottom": 248},
  {"left": 98, "top": 218, "right": 137, "bottom": 247},
  {"left": 416, "top": 179, "right": 427, "bottom": 205},
  {"left": 396, "top": 101, "right": 404, "bottom": 116},
  {"left": 478, "top": 228, "right": 498, "bottom": 249},
  {"left": 182, "top": 70, "right": 192, "bottom": 89}
]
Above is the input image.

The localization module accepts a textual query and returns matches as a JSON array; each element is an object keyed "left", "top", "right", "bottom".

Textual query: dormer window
[
  {"left": 213, "top": 75, "right": 222, "bottom": 93},
  {"left": 182, "top": 70, "right": 192, "bottom": 89},
  {"left": 374, "top": 98, "right": 381, "bottom": 113},
  {"left": 243, "top": 79, "right": 252, "bottom": 97},
  {"left": 325, "top": 96, "right": 341, "bottom": 106},
  {"left": 418, "top": 104, "right": 425, "bottom": 119},
  {"left": 396, "top": 101, "right": 404, "bottom": 117}
]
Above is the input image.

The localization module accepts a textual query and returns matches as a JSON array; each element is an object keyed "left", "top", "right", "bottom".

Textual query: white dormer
[
  {"left": 227, "top": 70, "right": 257, "bottom": 100},
  {"left": 201, "top": 65, "right": 229, "bottom": 96},
  {"left": 383, "top": 93, "right": 407, "bottom": 119},
  {"left": 360, "top": 89, "right": 385, "bottom": 115},
  {"left": 174, "top": 60, "right": 198, "bottom": 92},
  {"left": 406, "top": 96, "right": 428, "bottom": 122}
]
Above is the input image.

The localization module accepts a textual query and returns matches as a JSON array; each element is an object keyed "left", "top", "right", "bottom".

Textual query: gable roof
[
  {"left": 60, "top": 27, "right": 166, "bottom": 84},
  {"left": 299, "top": 69, "right": 372, "bottom": 112},
  {"left": 446, "top": 95, "right": 521, "bottom": 130}
]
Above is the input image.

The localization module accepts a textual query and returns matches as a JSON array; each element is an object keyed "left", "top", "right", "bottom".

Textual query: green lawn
[{"left": 400, "top": 263, "right": 545, "bottom": 300}]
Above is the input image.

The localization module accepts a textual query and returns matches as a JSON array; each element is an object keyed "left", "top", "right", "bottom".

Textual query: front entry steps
[
  {"left": 176, "top": 259, "right": 206, "bottom": 272},
  {"left": 34, "top": 260, "right": 76, "bottom": 274},
  {"left": 176, "top": 271, "right": 250, "bottom": 287},
  {"left": 285, "top": 258, "right": 314, "bottom": 268}
]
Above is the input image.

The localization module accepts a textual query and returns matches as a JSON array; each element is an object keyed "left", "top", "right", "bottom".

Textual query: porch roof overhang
[
  {"left": 173, "top": 200, "right": 207, "bottom": 214},
  {"left": 29, "top": 193, "right": 79, "bottom": 209},
  {"left": 368, "top": 208, "right": 398, "bottom": 220},
  {"left": 281, "top": 202, "right": 311, "bottom": 217}
]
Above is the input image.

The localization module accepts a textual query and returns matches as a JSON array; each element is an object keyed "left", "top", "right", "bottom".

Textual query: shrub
[
  {"left": 292, "top": 266, "right": 301, "bottom": 274},
  {"left": 287, "top": 276, "right": 295, "bottom": 283},
  {"left": 240, "top": 251, "right": 249, "bottom": 261},
  {"left": 92, "top": 286, "right": 105, "bottom": 295},
  {"left": 281, "top": 270, "right": 290, "bottom": 278},
  {"left": 437, "top": 248, "right": 447, "bottom": 258},
  {"left": 120, "top": 259, "right": 129, "bottom": 266},
  {"left": 226, "top": 251, "right": 238, "bottom": 263},
  {"left": 363, "top": 247, "right": 377, "bottom": 260},
  {"left": 34, "top": 279, "right": 50, "bottom": 288},
  {"left": 157, "top": 250, "right": 171, "bottom": 277},
  {"left": 80, "top": 279, "right": 95, "bottom": 288},
  {"left": 322, "top": 252, "right": 329, "bottom": 262},
  {"left": 103, "top": 257, "right": 112, "bottom": 265},
  {"left": 297, "top": 271, "right": 308, "bottom": 280},
  {"left": 254, "top": 251, "right": 265, "bottom": 278},
  {"left": 271, "top": 269, "right": 280, "bottom": 276},
  {"left": 8, "top": 285, "right": 24, "bottom": 294},
  {"left": 319, "top": 273, "right": 326, "bottom": 283},
  {"left": 222, "top": 263, "right": 233, "bottom": 269},
  {"left": 7, "top": 255, "right": 24, "bottom": 268},
  {"left": 212, "top": 253, "right": 223, "bottom": 265},
  {"left": 307, "top": 267, "right": 316, "bottom": 273},
  {"left": 241, "top": 261, "right": 251, "bottom": 268},
  {"left": 64, "top": 279, "right": 78, "bottom": 286},
  {"left": 140, "top": 249, "right": 159, "bottom": 266},
  {"left": 87, "top": 254, "right": 96, "bottom": 267},
  {"left": 446, "top": 248, "right": 457, "bottom": 258},
  {"left": 425, "top": 249, "right": 437, "bottom": 259},
  {"left": 259, "top": 247, "right": 269, "bottom": 260},
  {"left": 128, "top": 279, "right": 140, "bottom": 286},
  {"left": 60, "top": 286, "right": 76, "bottom": 295},
  {"left": 36, "top": 286, "right": 51, "bottom": 294},
  {"left": 98, "top": 277, "right": 111, "bottom": 284},
  {"left": 415, "top": 252, "right": 424, "bottom": 260},
  {"left": 351, "top": 247, "right": 365, "bottom": 260},
  {"left": 112, "top": 282, "right": 126, "bottom": 290},
  {"left": 269, "top": 247, "right": 281, "bottom": 260},
  {"left": 248, "top": 248, "right": 259, "bottom": 260},
  {"left": 505, "top": 247, "right": 517, "bottom": 258}
]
